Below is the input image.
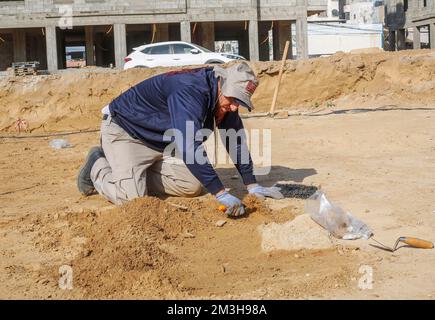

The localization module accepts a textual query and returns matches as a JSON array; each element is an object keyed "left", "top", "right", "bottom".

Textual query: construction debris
[
  {"left": 12, "top": 61, "right": 39, "bottom": 77},
  {"left": 48, "top": 139, "right": 72, "bottom": 149},
  {"left": 215, "top": 220, "right": 227, "bottom": 227}
]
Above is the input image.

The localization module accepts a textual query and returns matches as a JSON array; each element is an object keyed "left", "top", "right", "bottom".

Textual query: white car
[{"left": 123, "top": 41, "right": 245, "bottom": 69}]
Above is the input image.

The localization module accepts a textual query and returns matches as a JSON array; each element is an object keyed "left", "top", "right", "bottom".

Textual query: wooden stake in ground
[{"left": 269, "top": 40, "right": 290, "bottom": 116}]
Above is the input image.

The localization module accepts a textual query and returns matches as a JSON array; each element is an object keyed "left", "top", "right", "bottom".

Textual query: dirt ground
[
  {"left": 0, "top": 50, "right": 435, "bottom": 299},
  {"left": 2, "top": 48, "right": 435, "bottom": 133}
]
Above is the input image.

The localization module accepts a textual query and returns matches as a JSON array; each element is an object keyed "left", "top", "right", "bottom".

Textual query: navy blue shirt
[{"left": 109, "top": 67, "right": 256, "bottom": 195}]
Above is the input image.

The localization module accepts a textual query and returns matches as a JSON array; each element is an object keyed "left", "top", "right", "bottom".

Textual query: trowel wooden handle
[{"left": 401, "top": 237, "right": 434, "bottom": 249}]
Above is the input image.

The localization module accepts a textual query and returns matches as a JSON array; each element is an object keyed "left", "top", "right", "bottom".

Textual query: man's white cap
[{"left": 213, "top": 62, "right": 258, "bottom": 111}]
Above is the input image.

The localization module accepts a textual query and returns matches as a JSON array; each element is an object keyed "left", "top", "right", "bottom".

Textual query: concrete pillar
[
  {"left": 13, "top": 29, "right": 26, "bottom": 62},
  {"left": 288, "top": 23, "right": 293, "bottom": 59},
  {"left": 277, "top": 21, "right": 292, "bottom": 59},
  {"left": 249, "top": 20, "right": 259, "bottom": 61},
  {"left": 296, "top": 17, "right": 308, "bottom": 59},
  {"left": 85, "top": 26, "right": 95, "bottom": 66},
  {"left": 201, "top": 22, "right": 215, "bottom": 51},
  {"left": 180, "top": 20, "right": 191, "bottom": 43},
  {"left": 155, "top": 23, "right": 169, "bottom": 43},
  {"left": 45, "top": 25, "right": 58, "bottom": 72},
  {"left": 396, "top": 29, "right": 406, "bottom": 50},
  {"left": 413, "top": 26, "right": 421, "bottom": 49},
  {"left": 114, "top": 23, "right": 127, "bottom": 69},
  {"left": 387, "top": 30, "right": 396, "bottom": 51},
  {"left": 430, "top": 23, "right": 435, "bottom": 49}
]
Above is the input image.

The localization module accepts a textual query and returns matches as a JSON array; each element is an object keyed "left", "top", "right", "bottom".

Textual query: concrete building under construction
[
  {"left": 385, "top": 0, "right": 435, "bottom": 50},
  {"left": 0, "top": 0, "right": 327, "bottom": 72}
]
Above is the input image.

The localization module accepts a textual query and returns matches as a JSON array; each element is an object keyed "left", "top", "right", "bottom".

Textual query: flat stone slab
[{"left": 258, "top": 214, "right": 333, "bottom": 252}]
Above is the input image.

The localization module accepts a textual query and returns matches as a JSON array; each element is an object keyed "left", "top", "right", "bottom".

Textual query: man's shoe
[{"left": 77, "top": 146, "right": 105, "bottom": 196}]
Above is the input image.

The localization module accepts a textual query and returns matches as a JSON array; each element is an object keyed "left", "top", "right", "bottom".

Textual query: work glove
[
  {"left": 216, "top": 191, "right": 245, "bottom": 217},
  {"left": 248, "top": 184, "right": 284, "bottom": 200}
]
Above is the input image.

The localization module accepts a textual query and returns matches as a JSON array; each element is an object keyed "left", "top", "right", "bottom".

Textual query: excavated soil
[
  {"left": 12, "top": 193, "right": 356, "bottom": 299},
  {"left": 1, "top": 49, "right": 435, "bottom": 133},
  {"left": 1, "top": 49, "right": 435, "bottom": 299}
]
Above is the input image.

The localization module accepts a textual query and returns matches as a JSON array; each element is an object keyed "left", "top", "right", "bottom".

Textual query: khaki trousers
[{"left": 90, "top": 115, "right": 203, "bottom": 205}]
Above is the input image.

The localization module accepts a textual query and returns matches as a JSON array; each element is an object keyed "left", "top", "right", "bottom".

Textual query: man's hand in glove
[
  {"left": 247, "top": 184, "right": 284, "bottom": 200},
  {"left": 216, "top": 191, "right": 245, "bottom": 217}
]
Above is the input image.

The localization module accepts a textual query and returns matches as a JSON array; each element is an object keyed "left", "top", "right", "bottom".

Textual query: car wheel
[{"left": 205, "top": 60, "right": 224, "bottom": 64}]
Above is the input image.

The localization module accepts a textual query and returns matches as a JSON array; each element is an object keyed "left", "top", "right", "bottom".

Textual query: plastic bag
[
  {"left": 49, "top": 139, "right": 72, "bottom": 149},
  {"left": 305, "top": 190, "right": 373, "bottom": 240}
]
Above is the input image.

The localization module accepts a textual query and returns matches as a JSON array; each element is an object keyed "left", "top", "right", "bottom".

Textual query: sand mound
[
  {"left": 1, "top": 49, "right": 435, "bottom": 133},
  {"left": 10, "top": 176, "right": 358, "bottom": 300},
  {"left": 68, "top": 196, "right": 216, "bottom": 298},
  {"left": 259, "top": 214, "right": 333, "bottom": 252},
  {"left": 58, "top": 194, "right": 278, "bottom": 298}
]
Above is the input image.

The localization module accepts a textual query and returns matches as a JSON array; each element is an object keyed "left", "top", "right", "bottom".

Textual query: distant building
[
  {"left": 313, "top": 0, "right": 343, "bottom": 20},
  {"left": 344, "top": 0, "right": 385, "bottom": 24},
  {"left": 385, "top": 0, "right": 435, "bottom": 51},
  {"left": 301, "top": 23, "right": 383, "bottom": 56},
  {"left": 313, "top": 0, "right": 384, "bottom": 23},
  {"left": 308, "top": 0, "right": 384, "bottom": 56}
]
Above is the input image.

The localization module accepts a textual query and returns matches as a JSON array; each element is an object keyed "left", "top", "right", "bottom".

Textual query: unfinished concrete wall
[
  {"left": 0, "top": 0, "right": 327, "bottom": 70},
  {"left": 413, "top": 26, "right": 421, "bottom": 49},
  {"left": 114, "top": 24, "right": 127, "bottom": 68},
  {"left": 0, "top": 0, "right": 324, "bottom": 27},
  {"left": 296, "top": 13, "right": 308, "bottom": 59},
  {"left": 259, "top": 0, "right": 307, "bottom": 20},
  {"left": 402, "top": 0, "right": 435, "bottom": 24},
  {"left": 85, "top": 26, "right": 95, "bottom": 66}
]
